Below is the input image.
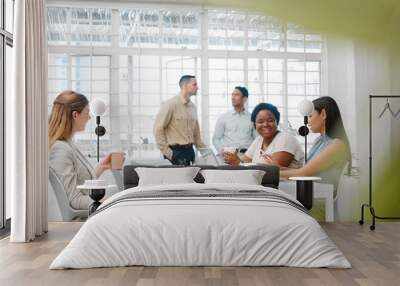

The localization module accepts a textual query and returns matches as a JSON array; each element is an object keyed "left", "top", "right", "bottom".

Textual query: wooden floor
[{"left": 0, "top": 222, "right": 399, "bottom": 286}]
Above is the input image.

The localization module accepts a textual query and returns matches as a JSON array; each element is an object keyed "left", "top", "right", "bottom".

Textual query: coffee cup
[
  {"left": 111, "top": 152, "right": 125, "bottom": 170},
  {"left": 223, "top": 147, "right": 237, "bottom": 154}
]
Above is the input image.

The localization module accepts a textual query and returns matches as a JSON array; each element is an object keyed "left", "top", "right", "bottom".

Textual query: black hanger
[
  {"left": 394, "top": 108, "right": 400, "bottom": 119},
  {"left": 378, "top": 98, "right": 396, "bottom": 118}
]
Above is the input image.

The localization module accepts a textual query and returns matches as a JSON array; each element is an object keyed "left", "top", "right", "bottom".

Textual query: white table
[{"left": 279, "top": 180, "right": 334, "bottom": 222}]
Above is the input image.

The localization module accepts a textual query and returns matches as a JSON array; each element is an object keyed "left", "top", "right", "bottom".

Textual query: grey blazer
[{"left": 49, "top": 140, "right": 96, "bottom": 210}]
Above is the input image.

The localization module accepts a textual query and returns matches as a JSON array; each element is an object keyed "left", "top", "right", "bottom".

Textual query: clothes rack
[{"left": 359, "top": 95, "right": 400, "bottom": 230}]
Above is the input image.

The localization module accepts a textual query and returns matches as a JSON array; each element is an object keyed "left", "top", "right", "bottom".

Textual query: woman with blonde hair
[{"left": 49, "top": 90, "right": 113, "bottom": 210}]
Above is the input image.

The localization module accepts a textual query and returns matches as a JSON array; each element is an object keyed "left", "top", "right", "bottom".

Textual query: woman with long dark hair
[{"left": 281, "top": 96, "right": 351, "bottom": 188}]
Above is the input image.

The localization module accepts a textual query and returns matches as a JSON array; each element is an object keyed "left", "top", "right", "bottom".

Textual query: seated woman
[
  {"left": 280, "top": 96, "right": 351, "bottom": 188},
  {"left": 49, "top": 90, "right": 114, "bottom": 210},
  {"left": 224, "top": 103, "right": 304, "bottom": 168}
]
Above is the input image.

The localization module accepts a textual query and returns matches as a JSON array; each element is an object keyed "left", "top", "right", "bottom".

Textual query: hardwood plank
[{"left": 0, "top": 222, "right": 400, "bottom": 286}]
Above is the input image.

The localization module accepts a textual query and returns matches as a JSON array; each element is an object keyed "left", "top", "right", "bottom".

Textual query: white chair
[
  {"left": 110, "top": 170, "right": 124, "bottom": 192},
  {"left": 333, "top": 164, "right": 359, "bottom": 221},
  {"left": 279, "top": 180, "right": 334, "bottom": 222},
  {"left": 308, "top": 163, "right": 353, "bottom": 222},
  {"left": 48, "top": 168, "right": 87, "bottom": 221},
  {"left": 279, "top": 163, "right": 356, "bottom": 222}
]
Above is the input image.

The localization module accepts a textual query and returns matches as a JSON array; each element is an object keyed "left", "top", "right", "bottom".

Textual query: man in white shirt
[{"left": 212, "top": 86, "right": 256, "bottom": 156}]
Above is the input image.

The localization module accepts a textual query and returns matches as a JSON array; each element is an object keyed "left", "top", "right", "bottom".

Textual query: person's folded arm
[
  {"left": 153, "top": 103, "right": 174, "bottom": 159},
  {"left": 265, "top": 133, "right": 299, "bottom": 168},
  {"left": 223, "top": 152, "right": 252, "bottom": 165},
  {"left": 280, "top": 139, "right": 346, "bottom": 178},
  {"left": 270, "top": 151, "right": 295, "bottom": 167}
]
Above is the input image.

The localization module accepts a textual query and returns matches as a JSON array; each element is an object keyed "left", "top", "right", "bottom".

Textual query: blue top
[{"left": 307, "top": 134, "right": 346, "bottom": 189}]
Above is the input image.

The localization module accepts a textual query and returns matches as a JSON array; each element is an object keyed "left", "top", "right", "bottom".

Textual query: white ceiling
[
  {"left": 47, "top": 0, "right": 212, "bottom": 5},
  {"left": 46, "top": 0, "right": 232, "bottom": 10}
]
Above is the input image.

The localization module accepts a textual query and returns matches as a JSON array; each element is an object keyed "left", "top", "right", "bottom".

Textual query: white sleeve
[
  {"left": 272, "top": 132, "right": 303, "bottom": 160},
  {"left": 244, "top": 136, "right": 260, "bottom": 160}
]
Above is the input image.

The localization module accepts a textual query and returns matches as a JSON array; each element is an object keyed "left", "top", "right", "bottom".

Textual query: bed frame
[{"left": 123, "top": 164, "right": 280, "bottom": 190}]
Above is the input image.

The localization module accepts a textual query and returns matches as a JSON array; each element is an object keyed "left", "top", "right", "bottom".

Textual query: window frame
[
  {"left": 46, "top": 4, "right": 326, "bottom": 159},
  {"left": 1, "top": 0, "right": 14, "bottom": 232}
]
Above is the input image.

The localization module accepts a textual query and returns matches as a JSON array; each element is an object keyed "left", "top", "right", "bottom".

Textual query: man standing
[
  {"left": 212, "top": 86, "right": 256, "bottom": 156},
  {"left": 154, "top": 75, "right": 206, "bottom": 165}
]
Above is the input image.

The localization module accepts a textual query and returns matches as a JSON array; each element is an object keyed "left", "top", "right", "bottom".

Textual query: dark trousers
[{"left": 166, "top": 147, "right": 195, "bottom": 166}]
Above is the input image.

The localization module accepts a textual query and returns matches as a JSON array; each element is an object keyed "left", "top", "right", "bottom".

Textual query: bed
[{"left": 50, "top": 165, "right": 350, "bottom": 269}]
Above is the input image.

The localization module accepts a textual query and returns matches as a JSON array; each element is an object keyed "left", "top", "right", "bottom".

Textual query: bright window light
[{"left": 47, "top": 5, "right": 323, "bottom": 159}]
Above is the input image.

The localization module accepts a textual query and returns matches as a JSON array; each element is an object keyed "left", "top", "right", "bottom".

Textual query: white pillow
[
  {"left": 200, "top": 169, "right": 265, "bottom": 185},
  {"left": 135, "top": 167, "right": 200, "bottom": 186}
]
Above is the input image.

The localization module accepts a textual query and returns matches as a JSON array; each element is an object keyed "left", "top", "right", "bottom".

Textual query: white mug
[{"left": 223, "top": 146, "right": 237, "bottom": 154}]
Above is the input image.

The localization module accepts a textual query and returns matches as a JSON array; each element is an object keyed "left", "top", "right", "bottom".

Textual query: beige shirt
[{"left": 154, "top": 95, "right": 206, "bottom": 158}]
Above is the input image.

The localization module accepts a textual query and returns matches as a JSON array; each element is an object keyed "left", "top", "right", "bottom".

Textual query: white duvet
[{"left": 50, "top": 183, "right": 351, "bottom": 269}]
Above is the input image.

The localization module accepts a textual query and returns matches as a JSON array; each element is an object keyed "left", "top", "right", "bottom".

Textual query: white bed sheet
[{"left": 50, "top": 183, "right": 350, "bottom": 269}]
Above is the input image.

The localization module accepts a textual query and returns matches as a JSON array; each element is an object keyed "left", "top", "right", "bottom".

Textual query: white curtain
[{"left": 9, "top": 0, "right": 48, "bottom": 242}]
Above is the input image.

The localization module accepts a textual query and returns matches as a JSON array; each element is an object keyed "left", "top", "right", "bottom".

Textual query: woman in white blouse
[
  {"left": 224, "top": 102, "right": 304, "bottom": 168},
  {"left": 48, "top": 90, "right": 114, "bottom": 210}
]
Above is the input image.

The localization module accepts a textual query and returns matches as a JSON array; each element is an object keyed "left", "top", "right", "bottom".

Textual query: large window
[
  {"left": 47, "top": 4, "right": 323, "bottom": 160},
  {"left": 1, "top": 0, "right": 14, "bottom": 230}
]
